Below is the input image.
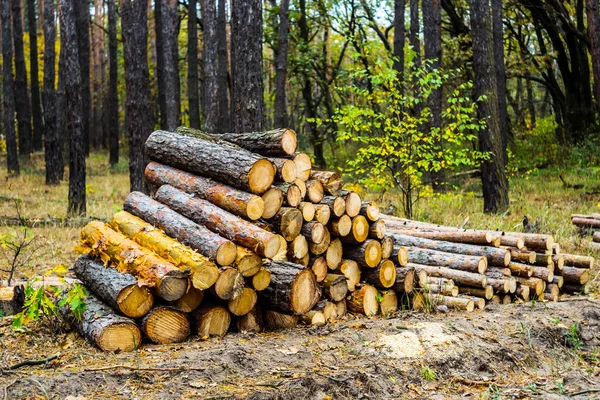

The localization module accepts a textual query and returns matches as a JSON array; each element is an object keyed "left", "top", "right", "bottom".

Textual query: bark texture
[
  {"left": 216, "top": 0, "right": 230, "bottom": 132},
  {"left": 274, "top": 0, "right": 290, "bottom": 128},
  {"left": 202, "top": 0, "right": 218, "bottom": 132},
  {"left": 2, "top": 0, "right": 19, "bottom": 175},
  {"left": 27, "top": 0, "right": 42, "bottom": 151},
  {"left": 74, "top": 0, "right": 91, "bottom": 155},
  {"left": 589, "top": 0, "right": 600, "bottom": 109},
  {"left": 259, "top": 261, "right": 320, "bottom": 315},
  {"left": 107, "top": 0, "right": 119, "bottom": 165},
  {"left": 188, "top": 0, "right": 200, "bottom": 128},
  {"left": 12, "top": 0, "right": 33, "bottom": 157}
]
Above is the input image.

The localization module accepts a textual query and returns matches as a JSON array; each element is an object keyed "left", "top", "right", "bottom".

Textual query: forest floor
[{"left": 1, "top": 151, "right": 600, "bottom": 399}]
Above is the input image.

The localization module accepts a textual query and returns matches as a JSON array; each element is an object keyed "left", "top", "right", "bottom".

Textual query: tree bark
[
  {"left": 206, "top": 128, "right": 297, "bottom": 157},
  {"left": 470, "top": 0, "right": 509, "bottom": 213},
  {"left": 73, "top": 255, "right": 154, "bottom": 318},
  {"left": 123, "top": 191, "right": 237, "bottom": 266},
  {"left": 362, "top": 260, "right": 397, "bottom": 289},
  {"left": 2, "top": 0, "right": 19, "bottom": 175},
  {"left": 107, "top": 0, "right": 119, "bottom": 166},
  {"left": 121, "top": 0, "right": 153, "bottom": 193},
  {"left": 274, "top": 0, "right": 290, "bottom": 128},
  {"left": 392, "top": 266, "right": 415, "bottom": 293},
  {"left": 145, "top": 130, "right": 276, "bottom": 194},
  {"left": 42, "top": 0, "right": 60, "bottom": 183},
  {"left": 80, "top": 220, "right": 188, "bottom": 301},
  {"left": 259, "top": 261, "right": 320, "bottom": 315},
  {"left": 410, "top": 263, "right": 488, "bottom": 288},
  {"left": 347, "top": 284, "right": 379, "bottom": 316},
  {"left": 12, "top": 0, "right": 33, "bottom": 158},
  {"left": 142, "top": 306, "right": 190, "bottom": 344},
  {"left": 407, "top": 247, "right": 487, "bottom": 273},
  {"left": 111, "top": 211, "right": 220, "bottom": 290},
  {"left": 91, "top": 0, "right": 105, "bottom": 149},
  {"left": 231, "top": 0, "right": 264, "bottom": 132},
  {"left": 588, "top": 0, "right": 600, "bottom": 110},
  {"left": 393, "top": 0, "right": 405, "bottom": 75},
  {"left": 188, "top": 0, "right": 200, "bottom": 128},
  {"left": 343, "top": 239, "right": 382, "bottom": 268},
  {"left": 216, "top": 0, "right": 230, "bottom": 132},
  {"left": 202, "top": 0, "right": 218, "bottom": 132},
  {"left": 27, "top": 0, "right": 42, "bottom": 152},
  {"left": 163, "top": 0, "right": 179, "bottom": 130},
  {"left": 74, "top": 0, "right": 91, "bottom": 155},
  {"left": 491, "top": 0, "right": 508, "bottom": 159},
  {"left": 154, "top": 185, "right": 281, "bottom": 258},
  {"left": 155, "top": 0, "right": 166, "bottom": 128},
  {"left": 62, "top": 292, "right": 142, "bottom": 352}
]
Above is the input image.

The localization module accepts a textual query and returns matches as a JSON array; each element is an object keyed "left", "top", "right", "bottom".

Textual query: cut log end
[
  {"left": 279, "top": 159, "right": 298, "bottom": 183},
  {"left": 381, "top": 236, "right": 394, "bottom": 260},
  {"left": 156, "top": 272, "right": 189, "bottom": 302},
  {"left": 329, "top": 215, "right": 352, "bottom": 237},
  {"left": 100, "top": 323, "right": 143, "bottom": 352},
  {"left": 396, "top": 246, "right": 409, "bottom": 266},
  {"left": 361, "top": 202, "right": 380, "bottom": 221},
  {"left": 306, "top": 180, "right": 325, "bottom": 203},
  {"left": 236, "top": 247, "right": 262, "bottom": 277},
  {"left": 281, "top": 129, "right": 298, "bottom": 155},
  {"left": 503, "top": 251, "right": 511, "bottom": 266},
  {"left": 299, "top": 202, "right": 315, "bottom": 222},
  {"left": 264, "top": 235, "right": 284, "bottom": 259},
  {"left": 291, "top": 270, "right": 320, "bottom": 314},
  {"left": 228, "top": 287, "right": 258, "bottom": 316},
  {"left": 173, "top": 287, "right": 204, "bottom": 313},
  {"left": 252, "top": 267, "right": 272, "bottom": 291},
  {"left": 247, "top": 196, "right": 266, "bottom": 221},
  {"left": 293, "top": 153, "right": 312, "bottom": 181},
  {"left": 264, "top": 310, "right": 297, "bottom": 330},
  {"left": 348, "top": 285, "right": 379, "bottom": 317},
  {"left": 248, "top": 159, "right": 276, "bottom": 194},
  {"left": 214, "top": 268, "right": 245, "bottom": 300},
  {"left": 261, "top": 188, "right": 285, "bottom": 219},
  {"left": 365, "top": 240, "right": 383, "bottom": 268},
  {"left": 368, "top": 218, "right": 385, "bottom": 240},
  {"left": 143, "top": 307, "right": 190, "bottom": 344},
  {"left": 324, "top": 274, "right": 349, "bottom": 302},
  {"left": 378, "top": 260, "right": 397, "bottom": 288},
  {"left": 351, "top": 215, "right": 369, "bottom": 242},
  {"left": 344, "top": 192, "right": 362, "bottom": 217},
  {"left": 311, "top": 257, "right": 328, "bottom": 282},
  {"left": 326, "top": 239, "right": 343, "bottom": 270},
  {"left": 194, "top": 305, "right": 231, "bottom": 338},
  {"left": 116, "top": 285, "right": 154, "bottom": 320},
  {"left": 216, "top": 241, "right": 238, "bottom": 267},
  {"left": 314, "top": 204, "right": 331, "bottom": 225}
]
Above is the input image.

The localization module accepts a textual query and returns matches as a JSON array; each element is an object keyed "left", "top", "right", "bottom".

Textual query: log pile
[
  {"left": 572, "top": 213, "right": 600, "bottom": 249},
  {"left": 57, "top": 128, "right": 593, "bottom": 352}
]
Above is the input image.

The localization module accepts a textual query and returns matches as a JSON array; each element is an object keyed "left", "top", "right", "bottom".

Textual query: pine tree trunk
[
  {"left": 2, "top": 0, "right": 19, "bottom": 175},
  {"left": 91, "top": 0, "right": 105, "bottom": 149},
  {"left": 121, "top": 0, "right": 153, "bottom": 193},
  {"left": 491, "top": 0, "right": 509, "bottom": 159},
  {"left": 12, "top": 0, "right": 33, "bottom": 158},
  {"left": 393, "top": 0, "right": 405, "bottom": 75},
  {"left": 231, "top": 0, "right": 264, "bottom": 132},
  {"left": 274, "top": 0, "right": 290, "bottom": 128},
  {"left": 162, "top": 0, "right": 179, "bottom": 130},
  {"left": 27, "top": 0, "right": 42, "bottom": 152},
  {"left": 216, "top": 0, "right": 230, "bottom": 132},
  {"left": 202, "top": 0, "right": 218, "bottom": 132},
  {"left": 470, "top": 0, "right": 509, "bottom": 213},
  {"left": 155, "top": 0, "right": 166, "bottom": 129},
  {"left": 61, "top": 0, "right": 86, "bottom": 216},
  {"left": 43, "top": 0, "right": 61, "bottom": 184},
  {"left": 259, "top": 261, "right": 320, "bottom": 315},
  {"left": 188, "top": 0, "right": 200, "bottom": 128},
  {"left": 74, "top": 0, "right": 91, "bottom": 155},
  {"left": 107, "top": 0, "right": 119, "bottom": 166},
  {"left": 588, "top": 0, "right": 600, "bottom": 110}
]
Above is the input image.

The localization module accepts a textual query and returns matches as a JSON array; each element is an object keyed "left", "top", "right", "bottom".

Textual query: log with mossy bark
[
  {"left": 61, "top": 292, "right": 142, "bottom": 352},
  {"left": 144, "top": 162, "right": 264, "bottom": 221},
  {"left": 409, "top": 263, "right": 487, "bottom": 288},
  {"left": 361, "top": 259, "right": 397, "bottom": 289},
  {"left": 259, "top": 261, "right": 320, "bottom": 315},
  {"left": 390, "top": 233, "right": 509, "bottom": 267},
  {"left": 73, "top": 255, "right": 154, "bottom": 318},
  {"left": 146, "top": 130, "right": 275, "bottom": 194},
  {"left": 310, "top": 171, "right": 343, "bottom": 196},
  {"left": 124, "top": 191, "right": 237, "bottom": 266},
  {"left": 322, "top": 274, "right": 349, "bottom": 301},
  {"left": 344, "top": 239, "right": 382, "bottom": 268},
  {"left": 406, "top": 247, "right": 487, "bottom": 274},
  {"left": 141, "top": 306, "right": 190, "bottom": 344},
  {"left": 347, "top": 284, "right": 379, "bottom": 317},
  {"left": 176, "top": 126, "right": 298, "bottom": 156},
  {"left": 261, "top": 187, "right": 285, "bottom": 219},
  {"left": 191, "top": 304, "right": 232, "bottom": 338},
  {"left": 154, "top": 185, "right": 281, "bottom": 258},
  {"left": 79, "top": 221, "right": 188, "bottom": 301},
  {"left": 111, "top": 211, "right": 220, "bottom": 291}
]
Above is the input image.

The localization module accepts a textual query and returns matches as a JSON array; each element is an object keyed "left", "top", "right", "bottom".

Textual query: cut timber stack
[{"left": 59, "top": 127, "right": 593, "bottom": 352}]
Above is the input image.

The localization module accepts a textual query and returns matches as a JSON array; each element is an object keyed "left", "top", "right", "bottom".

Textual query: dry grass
[{"left": 1, "top": 151, "right": 599, "bottom": 288}]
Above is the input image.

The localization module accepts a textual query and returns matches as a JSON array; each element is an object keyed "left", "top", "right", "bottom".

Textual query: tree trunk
[
  {"left": 407, "top": 247, "right": 487, "bottom": 273},
  {"left": 343, "top": 239, "right": 382, "bottom": 268},
  {"left": 202, "top": 128, "right": 297, "bottom": 156},
  {"left": 410, "top": 263, "right": 488, "bottom": 288},
  {"left": 155, "top": 0, "right": 166, "bottom": 128},
  {"left": 107, "top": 0, "right": 119, "bottom": 166},
  {"left": 192, "top": 304, "right": 231, "bottom": 337},
  {"left": 392, "top": 266, "right": 415, "bottom": 293},
  {"left": 12, "top": 0, "right": 33, "bottom": 158},
  {"left": 43, "top": 0, "right": 60, "bottom": 182},
  {"left": 142, "top": 306, "right": 190, "bottom": 344},
  {"left": 188, "top": 0, "right": 200, "bottom": 128},
  {"left": 491, "top": 0, "right": 508, "bottom": 159},
  {"left": 154, "top": 185, "right": 281, "bottom": 258},
  {"left": 145, "top": 130, "right": 276, "bottom": 194},
  {"left": 2, "top": 0, "right": 19, "bottom": 175},
  {"left": 470, "top": 0, "right": 509, "bottom": 213},
  {"left": 123, "top": 191, "right": 237, "bottom": 266},
  {"left": 145, "top": 162, "right": 265, "bottom": 220},
  {"left": 60, "top": 0, "right": 86, "bottom": 216},
  {"left": 91, "top": 0, "right": 105, "bottom": 149},
  {"left": 362, "top": 259, "right": 397, "bottom": 289},
  {"left": 121, "top": 0, "right": 153, "bottom": 193},
  {"left": 73, "top": 255, "right": 154, "bottom": 318},
  {"left": 162, "top": 0, "right": 179, "bottom": 130},
  {"left": 393, "top": 0, "right": 405, "bottom": 75},
  {"left": 274, "top": 0, "right": 290, "bottom": 128},
  {"left": 27, "top": 0, "right": 42, "bottom": 152},
  {"left": 74, "top": 0, "right": 91, "bottom": 155},
  {"left": 236, "top": 305, "right": 263, "bottom": 333},
  {"left": 110, "top": 211, "right": 220, "bottom": 290},
  {"left": 228, "top": 287, "right": 258, "bottom": 316},
  {"left": 347, "top": 284, "right": 379, "bottom": 316},
  {"left": 322, "top": 274, "right": 349, "bottom": 301},
  {"left": 80, "top": 221, "right": 188, "bottom": 301},
  {"left": 216, "top": 0, "right": 230, "bottom": 132},
  {"left": 386, "top": 227, "right": 495, "bottom": 246},
  {"left": 202, "top": 0, "right": 218, "bottom": 132},
  {"left": 588, "top": 0, "right": 600, "bottom": 110},
  {"left": 259, "top": 261, "right": 320, "bottom": 315},
  {"left": 62, "top": 292, "right": 142, "bottom": 352},
  {"left": 231, "top": 0, "right": 264, "bottom": 132}
]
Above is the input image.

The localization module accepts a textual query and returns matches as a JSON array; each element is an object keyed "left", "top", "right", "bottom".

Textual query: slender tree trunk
[
  {"left": 274, "top": 0, "right": 290, "bottom": 128},
  {"left": 491, "top": 0, "right": 509, "bottom": 154},
  {"left": 422, "top": 0, "right": 444, "bottom": 189},
  {"left": 409, "top": 0, "right": 420, "bottom": 65},
  {"left": 469, "top": 0, "right": 509, "bottom": 214},
  {"left": 2, "top": 0, "right": 18, "bottom": 175},
  {"left": 588, "top": 0, "right": 600, "bottom": 111},
  {"left": 60, "top": 0, "right": 86, "bottom": 216},
  {"left": 27, "top": 0, "right": 42, "bottom": 152},
  {"left": 393, "top": 0, "right": 405, "bottom": 75},
  {"left": 162, "top": 0, "right": 180, "bottom": 131},
  {"left": 74, "top": 0, "right": 91, "bottom": 156},
  {"left": 121, "top": 0, "right": 153, "bottom": 193},
  {"left": 188, "top": 0, "right": 200, "bottom": 128},
  {"left": 526, "top": 79, "right": 536, "bottom": 128},
  {"left": 43, "top": 0, "right": 61, "bottom": 184},
  {"left": 202, "top": 0, "right": 218, "bottom": 132},
  {"left": 155, "top": 0, "right": 167, "bottom": 129},
  {"left": 216, "top": 0, "right": 230, "bottom": 132},
  {"left": 107, "top": 0, "right": 119, "bottom": 166},
  {"left": 12, "top": 0, "right": 33, "bottom": 158},
  {"left": 91, "top": 0, "right": 105, "bottom": 149},
  {"left": 231, "top": 0, "right": 264, "bottom": 132}
]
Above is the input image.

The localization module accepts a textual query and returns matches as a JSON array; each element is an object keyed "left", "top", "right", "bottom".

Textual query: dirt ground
[{"left": 1, "top": 298, "right": 600, "bottom": 399}]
